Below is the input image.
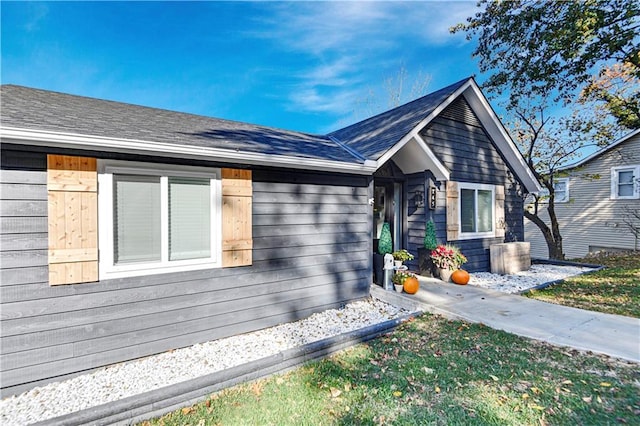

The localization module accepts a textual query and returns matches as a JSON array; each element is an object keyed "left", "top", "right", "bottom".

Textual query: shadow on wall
[{"left": 257, "top": 176, "right": 370, "bottom": 326}]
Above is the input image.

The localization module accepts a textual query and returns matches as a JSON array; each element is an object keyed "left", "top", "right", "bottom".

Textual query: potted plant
[
  {"left": 391, "top": 271, "right": 412, "bottom": 292},
  {"left": 430, "top": 244, "right": 467, "bottom": 282},
  {"left": 391, "top": 249, "right": 414, "bottom": 267},
  {"left": 418, "top": 219, "right": 438, "bottom": 276},
  {"left": 374, "top": 222, "right": 393, "bottom": 285}
]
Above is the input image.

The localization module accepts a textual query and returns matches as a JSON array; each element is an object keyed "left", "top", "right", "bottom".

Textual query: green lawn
[
  {"left": 524, "top": 252, "right": 640, "bottom": 318},
  {"left": 140, "top": 314, "right": 639, "bottom": 426}
]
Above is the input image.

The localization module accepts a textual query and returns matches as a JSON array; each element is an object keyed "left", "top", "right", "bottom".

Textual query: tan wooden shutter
[
  {"left": 446, "top": 181, "right": 459, "bottom": 241},
  {"left": 221, "top": 168, "right": 253, "bottom": 267},
  {"left": 495, "top": 185, "right": 506, "bottom": 239},
  {"left": 47, "top": 155, "right": 98, "bottom": 285}
]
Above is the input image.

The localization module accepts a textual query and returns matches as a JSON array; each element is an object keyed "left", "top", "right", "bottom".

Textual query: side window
[
  {"left": 611, "top": 166, "right": 639, "bottom": 200},
  {"left": 554, "top": 178, "right": 569, "bottom": 203}
]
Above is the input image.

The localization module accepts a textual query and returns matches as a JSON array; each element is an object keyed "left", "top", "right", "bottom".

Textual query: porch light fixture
[{"left": 414, "top": 190, "right": 424, "bottom": 208}]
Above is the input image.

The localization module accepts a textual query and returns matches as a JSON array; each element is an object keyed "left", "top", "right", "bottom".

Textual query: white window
[
  {"left": 611, "top": 165, "right": 640, "bottom": 200},
  {"left": 458, "top": 182, "right": 495, "bottom": 239},
  {"left": 553, "top": 178, "right": 569, "bottom": 203},
  {"left": 98, "top": 161, "right": 222, "bottom": 279}
]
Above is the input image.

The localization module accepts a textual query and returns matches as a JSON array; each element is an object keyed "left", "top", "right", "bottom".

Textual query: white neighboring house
[{"left": 525, "top": 129, "right": 640, "bottom": 259}]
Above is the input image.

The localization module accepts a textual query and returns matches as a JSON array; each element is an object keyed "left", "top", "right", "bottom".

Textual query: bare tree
[{"left": 350, "top": 65, "right": 432, "bottom": 121}]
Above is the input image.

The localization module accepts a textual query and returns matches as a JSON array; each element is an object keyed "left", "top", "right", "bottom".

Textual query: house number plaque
[{"left": 429, "top": 186, "right": 437, "bottom": 210}]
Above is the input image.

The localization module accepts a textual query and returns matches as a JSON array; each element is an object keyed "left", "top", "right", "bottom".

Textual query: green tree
[
  {"left": 451, "top": 0, "right": 640, "bottom": 128},
  {"left": 423, "top": 219, "right": 437, "bottom": 251},
  {"left": 378, "top": 222, "right": 393, "bottom": 255},
  {"left": 452, "top": 0, "right": 639, "bottom": 259}
]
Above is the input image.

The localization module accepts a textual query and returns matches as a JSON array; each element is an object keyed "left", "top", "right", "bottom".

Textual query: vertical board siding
[
  {"left": 0, "top": 148, "right": 371, "bottom": 397},
  {"left": 46, "top": 155, "right": 99, "bottom": 285},
  {"left": 525, "top": 134, "right": 640, "bottom": 259},
  {"left": 420, "top": 96, "right": 528, "bottom": 271},
  {"left": 221, "top": 169, "right": 253, "bottom": 267}
]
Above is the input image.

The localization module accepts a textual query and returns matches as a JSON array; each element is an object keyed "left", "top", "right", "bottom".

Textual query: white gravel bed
[
  {"left": 0, "top": 299, "right": 408, "bottom": 426},
  {"left": 469, "top": 263, "right": 595, "bottom": 294}
]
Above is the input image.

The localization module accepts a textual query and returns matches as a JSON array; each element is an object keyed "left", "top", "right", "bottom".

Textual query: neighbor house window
[
  {"left": 553, "top": 178, "right": 569, "bottom": 203},
  {"left": 98, "top": 161, "right": 222, "bottom": 279},
  {"left": 459, "top": 182, "right": 495, "bottom": 239},
  {"left": 611, "top": 165, "right": 639, "bottom": 199}
]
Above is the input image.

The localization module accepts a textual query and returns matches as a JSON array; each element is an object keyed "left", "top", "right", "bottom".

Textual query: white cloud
[
  {"left": 252, "top": 1, "right": 477, "bottom": 116},
  {"left": 24, "top": 3, "right": 49, "bottom": 32}
]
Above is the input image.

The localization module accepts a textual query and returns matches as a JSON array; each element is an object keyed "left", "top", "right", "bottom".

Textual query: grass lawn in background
[
  {"left": 524, "top": 252, "right": 640, "bottom": 318},
  {"left": 140, "top": 314, "right": 639, "bottom": 426}
]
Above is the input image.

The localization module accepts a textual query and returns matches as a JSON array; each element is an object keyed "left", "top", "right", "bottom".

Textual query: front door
[{"left": 373, "top": 181, "right": 402, "bottom": 252}]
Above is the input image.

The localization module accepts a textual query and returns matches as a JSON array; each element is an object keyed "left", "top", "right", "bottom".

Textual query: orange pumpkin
[
  {"left": 403, "top": 276, "right": 419, "bottom": 294},
  {"left": 451, "top": 269, "right": 470, "bottom": 285}
]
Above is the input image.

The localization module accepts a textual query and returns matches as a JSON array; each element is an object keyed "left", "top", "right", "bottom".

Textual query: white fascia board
[
  {"left": 374, "top": 129, "right": 449, "bottom": 181},
  {"left": 411, "top": 132, "right": 450, "bottom": 180},
  {"left": 374, "top": 80, "right": 471, "bottom": 179},
  {"left": 0, "top": 127, "right": 377, "bottom": 175},
  {"left": 559, "top": 128, "right": 640, "bottom": 171},
  {"left": 463, "top": 83, "right": 542, "bottom": 193}
]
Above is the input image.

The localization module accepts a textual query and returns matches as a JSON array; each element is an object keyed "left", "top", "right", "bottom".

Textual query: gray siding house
[
  {"left": 525, "top": 129, "right": 640, "bottom": 259},
  {"left": 0, "top": 77, "right": 539, "bottom": 396}
]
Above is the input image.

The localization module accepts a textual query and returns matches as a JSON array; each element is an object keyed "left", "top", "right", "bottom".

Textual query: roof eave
[
  {"left": 0, "top": 126, "right": 377, "bottom": 175},
  {"left": 372, "top": 80, "right": 474, "bottom": 179},
  {"left": 558, "top": 128, "right": 640, "bottom": 171}
]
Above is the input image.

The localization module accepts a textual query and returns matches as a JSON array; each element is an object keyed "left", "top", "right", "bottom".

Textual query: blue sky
[{"left": 2, "top": 1, "right": 482, "bottom": 134}]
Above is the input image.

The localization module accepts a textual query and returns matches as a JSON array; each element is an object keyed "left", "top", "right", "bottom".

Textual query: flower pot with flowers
[{"left": 430, "top": 244, "right": 467, "bottom": 282}]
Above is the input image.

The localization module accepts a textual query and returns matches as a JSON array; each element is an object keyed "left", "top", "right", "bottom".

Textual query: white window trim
[
  {"left": 98, "top": 160, "right": 222, "bottom": 280},
  {"left": 458, "top": 182, "right": 496, "bottom": 240},
  {"left": 554, "top": 178, "right": 570, "bottom": 203},
  {"left": 611, "top": 165, "right": 640, "bottom": 200}
]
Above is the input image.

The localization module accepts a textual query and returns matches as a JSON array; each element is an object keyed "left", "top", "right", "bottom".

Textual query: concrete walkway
[{"left": 372, "top": 277, "right": 640, "bottom": 363}]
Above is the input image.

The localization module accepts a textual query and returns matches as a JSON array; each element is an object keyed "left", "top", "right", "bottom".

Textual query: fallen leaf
[
  {"left": 531, "top": 404, "right": 545, "bottom": 411},
  {"left": 522, "top": 393, "right": 529, "bottom": 400},
  {"left": 435, "top": 386, "right": 441, "bottom": 393},
  {"left": 582, "top": 396, "right": 593, "bottom": 403},
  {"left": 330, "top": 387, "right": 342, "bottom": 398},
  {"left": 530, "top": 387, "right": 541, "bottom": 394},
  {"left": 181, "top": 406, "right": 195, "bottom": 415},
  {"left": 489, "top": 375, "right": 499, "bottom": 382},
  {"left": 600, "top": 382, "right": 612, "bottom": 387},
  {"left": 393, "top": 391, "right": 403, "bottom": 397}
]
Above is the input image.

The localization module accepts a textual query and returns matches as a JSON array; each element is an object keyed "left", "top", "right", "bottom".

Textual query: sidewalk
[{"left": 372, "top": 277, "right": 640, "bottom": 363}]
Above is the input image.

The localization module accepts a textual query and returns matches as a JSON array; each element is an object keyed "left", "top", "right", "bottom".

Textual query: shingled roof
[
  {"left": 0, "top": 78, "right": 541, "bottom": 190},
  {"left": 328, "top": 78, "right": 468, "bottom": 160},
  {"left": 0, "top": 84, "right": 358, "bottom": 164}
]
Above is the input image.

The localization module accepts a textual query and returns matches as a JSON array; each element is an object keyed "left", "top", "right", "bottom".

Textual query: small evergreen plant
[
  {"left": 424, "top": 219, "right": 438, "bottom": 250},
  {"left": 378, "top": 222, "right": 393, "bottom": 255}
]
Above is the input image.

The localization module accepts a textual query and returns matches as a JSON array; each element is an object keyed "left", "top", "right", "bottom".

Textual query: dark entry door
[{"left": 373, "top": 182, "right": 402, "bottom": 252}]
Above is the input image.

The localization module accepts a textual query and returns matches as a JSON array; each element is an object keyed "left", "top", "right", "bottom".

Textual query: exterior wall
[
  {"left": 0, "top": 145, "right": 371, "bottom": 397},
  {"left": 525, "top": 133, "right": 640, "bottom": 259},
  {"left": 417, "top": 96, "right": 526, "bottom": 272}
]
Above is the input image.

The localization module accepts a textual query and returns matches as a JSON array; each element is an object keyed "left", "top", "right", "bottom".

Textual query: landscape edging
[{"left": 33, "top": 310, "right": 420, "bottom": 426}]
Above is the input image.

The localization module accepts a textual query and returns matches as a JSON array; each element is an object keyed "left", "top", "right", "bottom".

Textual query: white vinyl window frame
[
  {"left": 611, "top": 165, "right": 640, "bottom": 200},
  {"left": 458, "top": 182, "right": 496, "bottom": 240},
  {"left": 553, "top": 178, "right": 570, "bottom": 203},
  {"left": 98, "top": 160, "right": 222, "bottom": 279}
]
